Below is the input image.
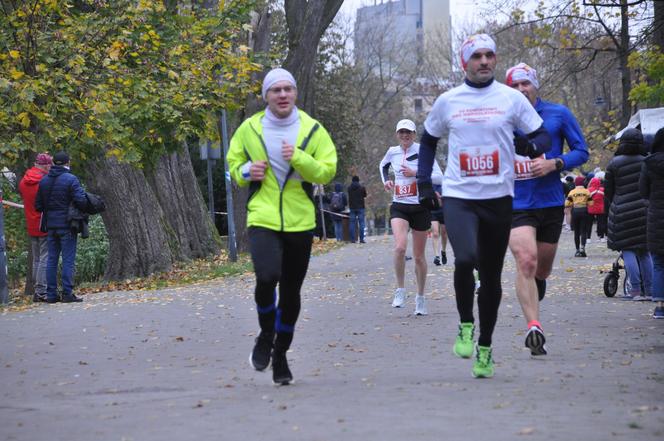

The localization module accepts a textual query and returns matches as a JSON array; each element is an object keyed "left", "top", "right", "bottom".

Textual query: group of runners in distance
[{"left": 228, "top": 32, "right": 588, "bottom": 385}]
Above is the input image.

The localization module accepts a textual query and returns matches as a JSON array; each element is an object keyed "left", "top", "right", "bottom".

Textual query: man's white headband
[
  {"left": 262, "top": 68, "right": 297, "bottom": 100},
  {"left": 505, "top": 62, "right": 540, "bottom": 89},
  {"left": 459, "top": 34, "right": 496, "bottom": 70}
]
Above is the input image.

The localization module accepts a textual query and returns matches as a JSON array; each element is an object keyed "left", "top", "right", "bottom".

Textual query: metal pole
[
  {"left": 206, "top": 140, "right": 215, "bottom": 224},
  {"left": 0, "top": 188, "right": 9, "bottom": 304},
  {"left": 220, "top": 109, "right": 237, "bottom": 262},
  {"left": 318, "top": 184, "right": 327, "bottom": 240}
]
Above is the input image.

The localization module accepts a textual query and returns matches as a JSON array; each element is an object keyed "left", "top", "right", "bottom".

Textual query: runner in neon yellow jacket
[
  {"left": 227, "top": 110, "right": 337, "bottom": 232},
  {"left": 228, "top": 68, "right": 337, "bottom": 386}
]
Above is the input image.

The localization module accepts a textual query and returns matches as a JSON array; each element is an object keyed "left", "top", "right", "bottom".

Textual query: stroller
[{"left": 602, "top": 251, "right": 642, "bottom": 297}]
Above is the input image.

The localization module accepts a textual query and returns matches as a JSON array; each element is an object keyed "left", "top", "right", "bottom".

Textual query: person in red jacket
[
  {"left": 588, "top": 177, "right": 606, "bottom": 242},
  {"left": 18, "top": 153, "right": 52, "bottom": 302}
]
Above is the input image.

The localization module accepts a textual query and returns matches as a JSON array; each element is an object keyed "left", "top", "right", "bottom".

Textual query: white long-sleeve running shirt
[{"left": 380, "top": 142, "right": 444, "bottom": 205}]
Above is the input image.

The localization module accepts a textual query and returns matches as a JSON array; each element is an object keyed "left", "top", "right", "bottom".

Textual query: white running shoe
[
  {"left": 392, "top": 288, "right": 406, "bottom": 308},
  {"left": 414, "top": 295, "right": 428, "bottom": 316}
]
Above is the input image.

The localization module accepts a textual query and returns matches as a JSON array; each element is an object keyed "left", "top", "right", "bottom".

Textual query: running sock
[
  {"left": 527, "top": 320, "right": 542, "bottom": 330},
  {"left": 274, "top": 308, "right": 295, "bottom": 352},
  {"left": 256, "top": 290, "right": 277, "bottom": 332}
]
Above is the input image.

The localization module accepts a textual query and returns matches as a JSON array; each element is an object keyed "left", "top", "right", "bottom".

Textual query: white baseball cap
[{"left": 395, "top": 119, "right": 416, "bottom": 132}]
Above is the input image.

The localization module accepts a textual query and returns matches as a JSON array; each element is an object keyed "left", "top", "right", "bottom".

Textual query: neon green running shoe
[
  {"left": 453, "top": 322, "right": 475, "bottom": 358},
  {"left": 472, "top": 345, "right": 494, "bottom": 378}
]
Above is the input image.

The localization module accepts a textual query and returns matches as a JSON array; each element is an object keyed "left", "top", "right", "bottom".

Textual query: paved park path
[{"left": 1, "top": 229, "right": 663, "bottom": 441}]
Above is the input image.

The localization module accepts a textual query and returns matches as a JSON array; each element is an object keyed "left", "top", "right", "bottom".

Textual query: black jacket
[
  {"left": 604, "top": 144, "right": 648, "bottom": 252},
  {"left": 347, "top": 182, "right": 367, "bottom": 209},
  {"left": 640, "top": 152, "right": 664, "bottom": 254},
  {"left": 35, "top": 166, "right": 87, "bottom": 230}
]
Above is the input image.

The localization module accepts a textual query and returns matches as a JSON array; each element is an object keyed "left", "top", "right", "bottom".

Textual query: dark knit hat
[
  {"left": 53, "top": 151, "right": 70, "bottom": 166},
  {"left": 352, "top": 175, "right": 360, "bottom": 182}
]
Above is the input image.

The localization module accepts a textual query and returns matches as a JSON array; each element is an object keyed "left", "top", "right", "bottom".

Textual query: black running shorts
[
  {"left": 511, "top": 206, "right": 564, "bottom": 244},
  {"left": 390, "top": 202, "right": 431, "bottom": 232},
  {"left": 431, "top": 206, "right": 445, "bottom": 224}
]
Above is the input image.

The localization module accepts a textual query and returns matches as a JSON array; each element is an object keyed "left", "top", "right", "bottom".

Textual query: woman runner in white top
[{"left": 380, "top": 119, "right": 443, "bottom": 316}]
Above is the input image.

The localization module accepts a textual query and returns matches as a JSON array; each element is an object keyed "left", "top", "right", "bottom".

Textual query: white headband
[
  {"left": 261, "top": 68, "right": 297, "bottom": 100},
  {"left": 505, "top": 62, "right": 540, "bottom": 89},
  {"left": 459, "top": 34, "right": 496, "bottom": 70}
]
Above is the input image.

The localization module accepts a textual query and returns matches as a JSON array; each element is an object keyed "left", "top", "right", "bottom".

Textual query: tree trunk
[
  {"left": 619, "top": 0, "right": 632, "bottom": 126},
  {"left": 654, "top": 0, "right": 664, "bottom": 49},
  {"left": 86, "top": 157, "right": 175, "bottom": 280},
  {"left": 283, "top": 0, "right": 344, "bottom": 113},
  {"left": 230, "top": 3, "right": 273, "bottom": 253},
  {"left": 146, "top": 147, "right": 221, "bottom": 260}
]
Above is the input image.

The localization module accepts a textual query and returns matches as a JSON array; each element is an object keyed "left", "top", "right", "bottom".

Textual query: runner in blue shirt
[{"left": 505, "top": 63, "right": 588, "bottom": 356}]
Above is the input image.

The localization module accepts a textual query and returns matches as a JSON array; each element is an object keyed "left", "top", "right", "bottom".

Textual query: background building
[{"left": 354, "top": 0, "right": 452, "bottom": 118}]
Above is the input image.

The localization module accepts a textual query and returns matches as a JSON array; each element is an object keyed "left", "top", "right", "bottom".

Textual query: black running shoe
[
  {"left": 525, "top": 326, "right": 547, "bottom": 356},
  {"left": 272, "top": 350, "right": 293, "bottom": 385},
  {"left": 535, "top": 278, "right": 546, "bottom": 301},
  {"left": 441, "top": 252, "right": 447, "bottom": 265},
  {"left": 433, "top": 256, "right": 441, "bottom": 266},
  {"left": 579, "top": 249, "right": 587, "bottom": 257},
  {"left": 250, "top": 332, "right": 273, "bottom": 371}
]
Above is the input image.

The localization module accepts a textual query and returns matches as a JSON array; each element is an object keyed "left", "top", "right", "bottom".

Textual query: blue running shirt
[{"left": 513, "top": 98, "right": 588, "bottom": 210}]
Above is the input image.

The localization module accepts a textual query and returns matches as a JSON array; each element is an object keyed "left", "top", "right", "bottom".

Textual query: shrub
[{"left": 75, "top": 215, "right": 109, "bottom": 283}]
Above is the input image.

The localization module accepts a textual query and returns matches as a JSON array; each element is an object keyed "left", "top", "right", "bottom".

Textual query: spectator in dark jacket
[
  {"left": 329, "top": 182, "right": 347, "bottom": 242},
  {"left": 18, "top": 153, "right": 52, "bottom": 302},
  {"left": 640, "top": 127, "right": 664, "bottom": 318},
  {"left": 347, "top": 176, "right": 367, "bottom": 243},
  {"left": 605, "top": 128, "right": 653, "bottom": 300},
  {"left": 35, "top": 152, "right": 88, "bottom": 303}
]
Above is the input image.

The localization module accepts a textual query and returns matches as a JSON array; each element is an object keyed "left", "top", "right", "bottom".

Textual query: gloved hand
[
  {"left": 418, "top": 180, "right": 440, "bottom": 210},
  {"left": 514, "top": 135, "right": 539, "bottom": 158}
]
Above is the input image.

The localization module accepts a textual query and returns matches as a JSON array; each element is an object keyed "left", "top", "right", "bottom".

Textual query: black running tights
[
  {"left": 571, "top": 208, "right": 589, "bottom": 250},
  {"left": 443, "top": 196, "right": 512, "bottom": 347},
  {"left": 248, "top": 227, "right": 313, "bottom": 352}
]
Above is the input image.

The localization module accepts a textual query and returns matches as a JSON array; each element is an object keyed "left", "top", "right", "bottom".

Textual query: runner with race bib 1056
[{"left": 415, "top": 34, "right": 552, "bottom": 378}]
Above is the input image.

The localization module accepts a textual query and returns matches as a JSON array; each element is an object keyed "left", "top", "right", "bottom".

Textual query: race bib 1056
[{"left": 459, "top": 146, "right": 500, "bottom": 177}]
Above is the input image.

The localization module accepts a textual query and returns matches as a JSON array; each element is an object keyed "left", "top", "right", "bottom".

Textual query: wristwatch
[{"left": 555, "top": 158, "right": 564, "bottom": 171}]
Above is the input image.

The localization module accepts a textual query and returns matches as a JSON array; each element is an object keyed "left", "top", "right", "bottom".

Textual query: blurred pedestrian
[
  {"left": 329, "top": 182, "right": 348, "bottom": 242},
  {"left": 605, "top": 128, "right": 652, "bottom": 300},
  {"left": 18, "top": 153, "right": 52, "bottom": 302},
  {"left": 347, "top": 176, "right": 367, "bottom": 243},
  {"left": 35, "top": 152, "right": 88, "bottom": 303},
  {"left": 587, "top": 177, "right": 606, "bottom": 241},
  {"left": 566, "top": 176, "right": 592, "bottom": 257},
  {"left": 640, "top": 127, "right": 664, "bottom": 317}
]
